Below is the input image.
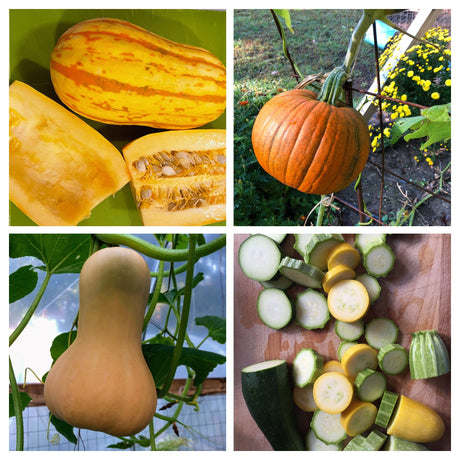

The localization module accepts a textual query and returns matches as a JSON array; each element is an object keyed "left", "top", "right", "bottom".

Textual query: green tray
[{"left": 9, "top": 9, "right": 226, "bottom": 226}]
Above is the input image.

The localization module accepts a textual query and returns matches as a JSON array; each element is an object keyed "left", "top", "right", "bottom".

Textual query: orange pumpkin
[{"left": 251, "top": 88, "right": 370, "bottom": 195}]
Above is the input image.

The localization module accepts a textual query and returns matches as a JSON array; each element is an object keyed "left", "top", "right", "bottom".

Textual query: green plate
[{"left": 9, "top": 9, "right": 226, "bottom": 226}]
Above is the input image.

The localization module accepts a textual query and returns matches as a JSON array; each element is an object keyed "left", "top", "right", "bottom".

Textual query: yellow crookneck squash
[
  {"left": 122, "top": 129, "right": 226, "bottom": 225},
  {"left": 9, "top": 81, "right": 129, "bottom": 226},
  {"left": 50, "top": 17, "right": 226, "bottom": 130},
  {"left": 44, "top": 247, "right": 157, "bottom": 437}
]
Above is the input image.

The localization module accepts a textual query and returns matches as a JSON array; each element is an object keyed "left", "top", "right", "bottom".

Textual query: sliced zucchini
[
  {"left": 293, "top": 384, "right": 317, "bottom": 412},
  {"left": 278, "top": 257, "right": 324, "bottom": 288},
  {"left": 360, "top": 429, "right": 388, "bottom": 451},
  {"left": 295, "top": 289, "right": 330, "bottom": 330},
  {"left": 238, "top": 234, "right": 282, "bottom": 281},
  {"left": 365, "top": 317, "right": 399, "bottom": 349},
  {"left": 378, "top": 343, "right": 409, "bottom": 375},
  {"left": 335, "top": 319, "right": 364, "bottom": 342},
  {"left": 362, "top": 242, "right": 395, "bottom": 277},
  {"left": 375, "top": 390, "right": 399, "bottom": 428},
  {"left": 292, "top": 348, "right": 323, "bottom": 387},
  {"left": 304, "top": 234, "right": 344, "bottom": 271},
  {"left": 354, "top": 234, "right": 387, "bottom": 254},
  {"left": 259, "top": 275, "right": 293, "bottom": 290},
  {"left": 354, "top": 369, "right": 387, "bottom": 402},
  {"left": 293, "top": 234, "right": 314, "bottom": 258},
  {"left": 383, "top": 435, "right": 429, "bottom": 451},
  {"left": 310, "top": 409, "right": 347, "bottom": 445},
  {"left": 355, "top": 273, "right": 381, "bottom": 305},
  {"left": 257, "top": 288, "right": 292, "bottom": 330},
  {"left": 343, "top": 434, "right": 366, "bottom": 450},
  {"left": 306, "top": 428, "right": 342, "bottom": 451}
]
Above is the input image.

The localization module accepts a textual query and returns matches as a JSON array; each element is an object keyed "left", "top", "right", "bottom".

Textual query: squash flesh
[
  {"left": 123, "top": 129, "right": 226, "bottom": 225},
  {"left": 9, "top": 81, "right": 130, "bottom": 226}
]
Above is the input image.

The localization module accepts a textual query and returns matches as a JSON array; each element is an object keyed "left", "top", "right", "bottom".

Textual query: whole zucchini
[{"left": 241, "top": 359, "right": 304, "bottom": 450}]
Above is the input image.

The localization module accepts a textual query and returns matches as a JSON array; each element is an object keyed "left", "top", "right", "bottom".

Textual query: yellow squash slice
[
  {"left": 122, "top": 129, "right": 226, "bottom": 226},
  {"left": 9, "top": 81, "right": 130, "bottom": 226}
]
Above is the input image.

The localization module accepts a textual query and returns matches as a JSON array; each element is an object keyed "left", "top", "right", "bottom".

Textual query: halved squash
[
  {"left": 122, "top": 129, "right": 226, "bottom": 225},
  {"left": 9, "top": 81, "right": 129, "bottom": 226}
]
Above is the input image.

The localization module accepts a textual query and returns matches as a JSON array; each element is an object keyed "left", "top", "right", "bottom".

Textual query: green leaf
[
  {"left": 9, "top": 391, "right": 32, "bottom": 417},
  {"left": 142, "top": 343, "right": 226, "bottom": 387},
  {"left": 49, "top": 331, "right": 77, "bottom": 362},
  {"left": 273, "top": 9, "right": 294, "bottom": 33},
  {"left": 50, "top": 415, "right": 78, "bottom": 444},
  {"left": 390, "top": 116, "right": 425, "bottom": 145},
  {"left": 405, "top": 121, "right": 451, "bottom": 150},
  {"left": 107, "top": 440, "right": 135, "bottom": 449},
  {"left": 421, "top": 103, "right": 451, "bottom": 121},
  {"left": 9, "top": 265, "right": 38, "bottom": 303},
  {"left": 195, "top": 316, "right": 226, "bottom": 344},
  {"left": 9, "top": 234, "right": 92, "bottom": 274}
]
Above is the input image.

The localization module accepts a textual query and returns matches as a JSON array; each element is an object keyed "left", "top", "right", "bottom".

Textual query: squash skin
[
  {"left": 50, "top": 17, "right": 226, "bottom": 129},
  {"left": 251, "top": 89, "right": 370, "bottom": 195},
  {"left": 9, "top": 81, "right": 130, "bottom": 226},
  {"left": 44, "top": 247, "right": 157, "bottom": 437},
  {"left": 122, "top": 129, "right": 226, "bottom": 225}
]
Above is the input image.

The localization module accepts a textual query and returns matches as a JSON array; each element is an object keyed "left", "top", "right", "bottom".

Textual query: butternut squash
[
  {"left": 44, "top": 247, "right": 157, "bottom": 437},
  {"left": 50, "top": 17, "right": 226, "bottom": 129},
  {"left": 122, "top": 129, "right": 226, "bottom": 225},
  {"left": 9, "top": 80, "right": 130, "bottom": 226}
]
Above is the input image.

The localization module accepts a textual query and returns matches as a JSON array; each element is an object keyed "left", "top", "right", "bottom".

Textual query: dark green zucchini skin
[{"left": 241, "top": 360, "right": 305, "bottom": 450}]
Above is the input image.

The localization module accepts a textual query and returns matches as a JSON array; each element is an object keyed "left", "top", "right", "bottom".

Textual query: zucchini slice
[
  {"left": 304, "top": 234, "right": 344, "bottom": 271},
  {"left": 378, "top": 344, "right": 409, "bottom": 375},
  {"left": 292, "top": 348, "right": 323, "bottom": 387},
  {"left": 241, "top": 359, "right": 305, "bottom": 450},
  {"left": 278, "top": 257, "right": 324, "bottom": 288},
  {"left": 238, "top": 234, "right": 281, "bottom": 282},
  {"left": 295, "top": 289, "right": 330, "bottom": 330},
  {"left": 256, "top": 288, "right": 292, "bottom": 330}
]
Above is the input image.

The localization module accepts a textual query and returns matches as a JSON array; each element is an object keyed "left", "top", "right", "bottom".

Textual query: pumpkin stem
[{"left": 317, "top": 66, "right": 348, "bottom": 106}]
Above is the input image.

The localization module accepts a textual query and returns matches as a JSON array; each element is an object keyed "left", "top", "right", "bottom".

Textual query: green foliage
[
  {"left": 9, "top": 265, "right": 38, "bottom": 303},
  {"left": 9, "top": 392, "right": 32, "bottom": 418},
  {"left": 195, "top": 316, "right": 226, "bottom": 344},
  {"left": 390, "top": 103, "right": 451, "bottom": 149},
  {"left": 9, "top": 234, "right": 92, "bottom": 274},
  {"left": 142, "top": 344, "right": 226, "bottom": 387}
]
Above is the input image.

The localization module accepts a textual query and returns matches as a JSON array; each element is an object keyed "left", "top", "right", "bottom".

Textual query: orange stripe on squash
[
  {"left": 252, "top": 89, "right": 370, "bottom": 195},
  {"left": 50, "top": 18, "right": 226, "bottom": 129}
]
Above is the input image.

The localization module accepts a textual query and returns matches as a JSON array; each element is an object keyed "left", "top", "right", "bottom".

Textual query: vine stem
[
  {"left": 9, "top": 271, "right": 52, "bottom": 347},
  {"left": 143, "top": 259, "right": 165, "bottom": 332},
  {"left": 9, "top": 357, "right": 24, "bottom": 451},
  {"left": 95, "top": 233, "right": 225, "bottom": 262},
  {"left": 157, "top": 235, "right": 197, "bottom": 398}
]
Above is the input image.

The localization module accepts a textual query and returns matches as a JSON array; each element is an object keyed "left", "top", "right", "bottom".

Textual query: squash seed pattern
[{"left": 132, "top": 148, "right": 226, "bottom": 212}]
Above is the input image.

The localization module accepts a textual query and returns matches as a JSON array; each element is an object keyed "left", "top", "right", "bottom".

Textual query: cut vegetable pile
[{"left": 238, "top": 233, "right": 450, "bottom": 451}]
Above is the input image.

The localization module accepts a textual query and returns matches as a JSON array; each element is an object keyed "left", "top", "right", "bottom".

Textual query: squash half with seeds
[{"left": 122, "top": 129, "right": 226, "bottom": 226}]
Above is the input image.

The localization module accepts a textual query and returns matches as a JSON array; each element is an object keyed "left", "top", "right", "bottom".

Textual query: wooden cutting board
[{"left": 234, "top": 233, "right": 451, "bottom": 451}]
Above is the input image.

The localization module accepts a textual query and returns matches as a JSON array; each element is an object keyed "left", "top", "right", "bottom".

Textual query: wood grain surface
[{"left": 234, "top": 233, "right": 451, "bottom": 451}]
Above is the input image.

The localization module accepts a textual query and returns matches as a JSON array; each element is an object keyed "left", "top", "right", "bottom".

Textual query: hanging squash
[
  {"left": 50, "top": 17, "right": 226, "bottom": 130},
  {"left": 251, "top": 68, "right": 370, "bottom": 195},
  {"left": 44, "top": 246, "right": 157, "bottom": 437}
]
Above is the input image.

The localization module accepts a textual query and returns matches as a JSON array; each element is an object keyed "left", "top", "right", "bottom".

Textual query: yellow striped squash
[{"left": 50, "top": 18, "right": 226, "bottom": 129}]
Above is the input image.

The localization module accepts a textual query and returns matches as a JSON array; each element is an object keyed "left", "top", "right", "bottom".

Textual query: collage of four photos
[{"left": 9, "top": 7, "right": 453, "bottom": 454}]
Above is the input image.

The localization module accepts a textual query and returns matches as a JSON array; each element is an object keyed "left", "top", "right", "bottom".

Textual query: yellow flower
[
  {"left": 446, "top": 79, "right": 451, "bottom": 87},
  {"left": 407, "top": 70, "right": 414, "bottom": 78},
  {"left": 431, "top": 92, "right": 440, "bottom": 100},
  {"left": 400, "top": 94, "right": 407, "bottom": 101},
  {"left": 383, "top": 128, "right": 391, "bottom": 138},
  {"left": 433, "top": 65, "right": 444, "bottom": 73},
  {"left": 390, "top": 112, "right": 398, "bottom": 120},
  {"left": 403, "top": 105, "right": 411, "bottom": 117}
]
